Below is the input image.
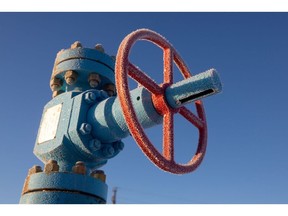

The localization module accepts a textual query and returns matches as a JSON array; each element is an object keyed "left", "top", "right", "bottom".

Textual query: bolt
[
  {"left": 113, "top": 141, "right": 124, "bottom": 151},
  {"left": 89, "top": 139, "right": 102, "bottom": 152},
  {"left": 79, "top": 123, "right": 92, "bottom": 135},
  {"left": 102, "top": 146, "right": 115, "bottom": 157},
  {"left": 44, "top": 160, "right": 59, "bottom": 173},
  {"left": 65, "top": 70, "right": 78, "bottom": 85},
  {"left": 50, "top": 77, "right": 63, "bottom": 91},
  {"left": 71, "top": 41, "right": 82, "bottom": 49},
  {"left": 103, "top": 83, "right": 116, "bottom": 96},
  {"left": 28, "top": 165, "right": 42, "bottom": 175},
  {"left": 91, "top": 170, "right": 106, "bottom": 182},
  {"left": 72, "top": 161, "right": 86, "bottom": 175},
  {"left": 84, "top": 92, "right": 97, "bottom": 104},
  {"left": 88, "top": 73, "right": 101, "bottom": 88},
  {"left": 95, "top": 44, "right": 105, "bottom": 53}
]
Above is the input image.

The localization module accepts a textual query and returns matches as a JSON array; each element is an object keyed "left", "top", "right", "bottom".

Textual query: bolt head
[
  {"left": 114, "top": 141, "right": 124, "bottom": 151},
  {"left": 91, "top": 170, "right": 106, "bottom": 182},
  {"left": 50, "top": 77, "right": 63, "bottom": 91},
  {"left": 79, "top": 123, "right": 92, "bottom": 135},
  {"left": 28, "top": 165, "right": 42, "bottom": 175},
  {"left": 71, "top": 41, "right": 82, "bottom": 49},
  {"left": 84, "top": 92, "right": 97, "bottom": 104},
  {"left": 72, "top": 161, "right": 86, "bottom": 175},
  {"left": 65, "top": 70, "right": 78, "bottom": 85},
  {"left": 89, "top": 139, "right": 102, "bottom": 151},
  {"left": 89, "top": 80, "right": 99, "bottom": 88},
  {"left": 88, "top": 73, "right": 101, "bottom": 88},
  {"left": 103, "top": 83, "right": 116, "bottom": 96},
  {"left": 95, "top": 44, "right": 105, "bottom": 53},
  {"left": 44, "top": 160, "right": 59, "bottom": 172},
  {"left": 102, "top": 146, "right": 115, "bottom": 157}
]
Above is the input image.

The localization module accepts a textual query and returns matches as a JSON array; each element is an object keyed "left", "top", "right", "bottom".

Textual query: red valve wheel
[{"left": 115, "top": 29, "right": 208, "bottom": 174}]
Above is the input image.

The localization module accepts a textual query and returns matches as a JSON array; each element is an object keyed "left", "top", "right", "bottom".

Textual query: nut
[
  {"left": 91, "top": 170, "right": 106, "bottom": 182},
  {"left": 65, "top": 70, "right": 78, "bottom": 85},
  {"left": 79, "top": 123, "right": 92, "bottom": 135},
  {"left": 28, "top": 165, "right": 42, "bottom": 175},
  {"left": 95, "top": 44, "right": 105, "bottom": 53},
  {"left": 88, "top": 73, "right": 101, "bottom": 88},
  {"left": 72, "top": 161, "right": 86, "bottom": 175},
  {"left": 44, "top": 160, "right": 59, "bottom": 172},
  {"left": 50, "top": 77, "right": 63, "bottom": 91},
  {"left": 71, "top": 41, "right": 82, "bottom": 49},
  {"left": 103, "top": 83, "right": 116, "bottom": 96}
]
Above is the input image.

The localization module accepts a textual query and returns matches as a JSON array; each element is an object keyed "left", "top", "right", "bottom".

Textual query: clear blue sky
[{"left": 0, "top": 12, "right": 288, "bottom": 204}]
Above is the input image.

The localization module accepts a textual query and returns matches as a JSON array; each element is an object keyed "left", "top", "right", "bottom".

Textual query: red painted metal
[{"left": 115, "top": 29, "right": 208, "bottom": 174}]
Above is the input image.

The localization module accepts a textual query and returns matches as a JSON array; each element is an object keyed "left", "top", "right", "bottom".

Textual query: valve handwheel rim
[{"left": 115, "top": 28, "right": 208, "bottom": 174}]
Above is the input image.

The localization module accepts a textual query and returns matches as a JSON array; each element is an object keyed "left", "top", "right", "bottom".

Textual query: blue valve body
[{"left": 20, "top": 45, "right": 222, "bottom": 204}]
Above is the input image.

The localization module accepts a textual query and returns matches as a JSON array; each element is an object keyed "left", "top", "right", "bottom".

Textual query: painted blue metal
[
  {"left": 165, "top": 69, "right": 222, "bottom": 109},
  {"left": 34, "top": 89, "right": 122, "bottom": 172},
  {"left": 52, "top": 47, "right": 115, "bottom": 93},
  {"left": 20, "top": 172, "right": 107, "bottom": 204},
  {"left": 34, "top": 68, "right": 221, "bottom": 170},
  {"left": 87, "top": 69, "right": 221, "bottom": 143},
  {"left": 87, "top": 87, "right": 163, "bottom": 143},
  {"left": 55, "top": 47, "right": 115, "bottom": 70},
  {"left": 20, "top": 192, "right": 104, "bottom": 204}
]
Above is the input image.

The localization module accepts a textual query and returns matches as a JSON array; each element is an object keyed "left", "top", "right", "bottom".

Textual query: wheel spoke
[
  {"left": 163, "top": 48, "right": 173, "bottom": 84},
  {"left": 163, "top": 112, "right": 174, "bottom": 161},
  {"left": 179, "top": 106, "right": 204, "bottom": 129},
  {"left": 128, "top": 62, "right": 162, "bottom": 95}
]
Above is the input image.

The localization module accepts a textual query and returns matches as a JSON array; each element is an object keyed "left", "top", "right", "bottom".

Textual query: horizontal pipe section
[{"left": 88, "top": 69, "right": 222, "bottom": 143}]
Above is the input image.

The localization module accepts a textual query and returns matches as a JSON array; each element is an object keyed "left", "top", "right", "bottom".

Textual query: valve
[{"left": 20, "top": 28, "right": 222, "bottom": 204}]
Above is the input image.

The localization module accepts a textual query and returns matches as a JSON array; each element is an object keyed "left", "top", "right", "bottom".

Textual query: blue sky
[{"left": 0, "top": 12, "right": 288, "bottom": 204}]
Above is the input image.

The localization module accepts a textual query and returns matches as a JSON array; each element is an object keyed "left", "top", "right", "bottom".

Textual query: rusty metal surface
[{"left": 115, "top": 28, "right": 208, "bottom": 174}]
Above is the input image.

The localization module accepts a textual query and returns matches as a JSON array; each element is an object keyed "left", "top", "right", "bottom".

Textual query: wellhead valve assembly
[{"left": 20, "top": 29, "right": 222, "bottom": 204}]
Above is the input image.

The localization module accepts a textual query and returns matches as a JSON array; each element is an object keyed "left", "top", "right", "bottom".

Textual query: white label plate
[{"left": 38, "top": 103, "right": 62, "bottom": 144}]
